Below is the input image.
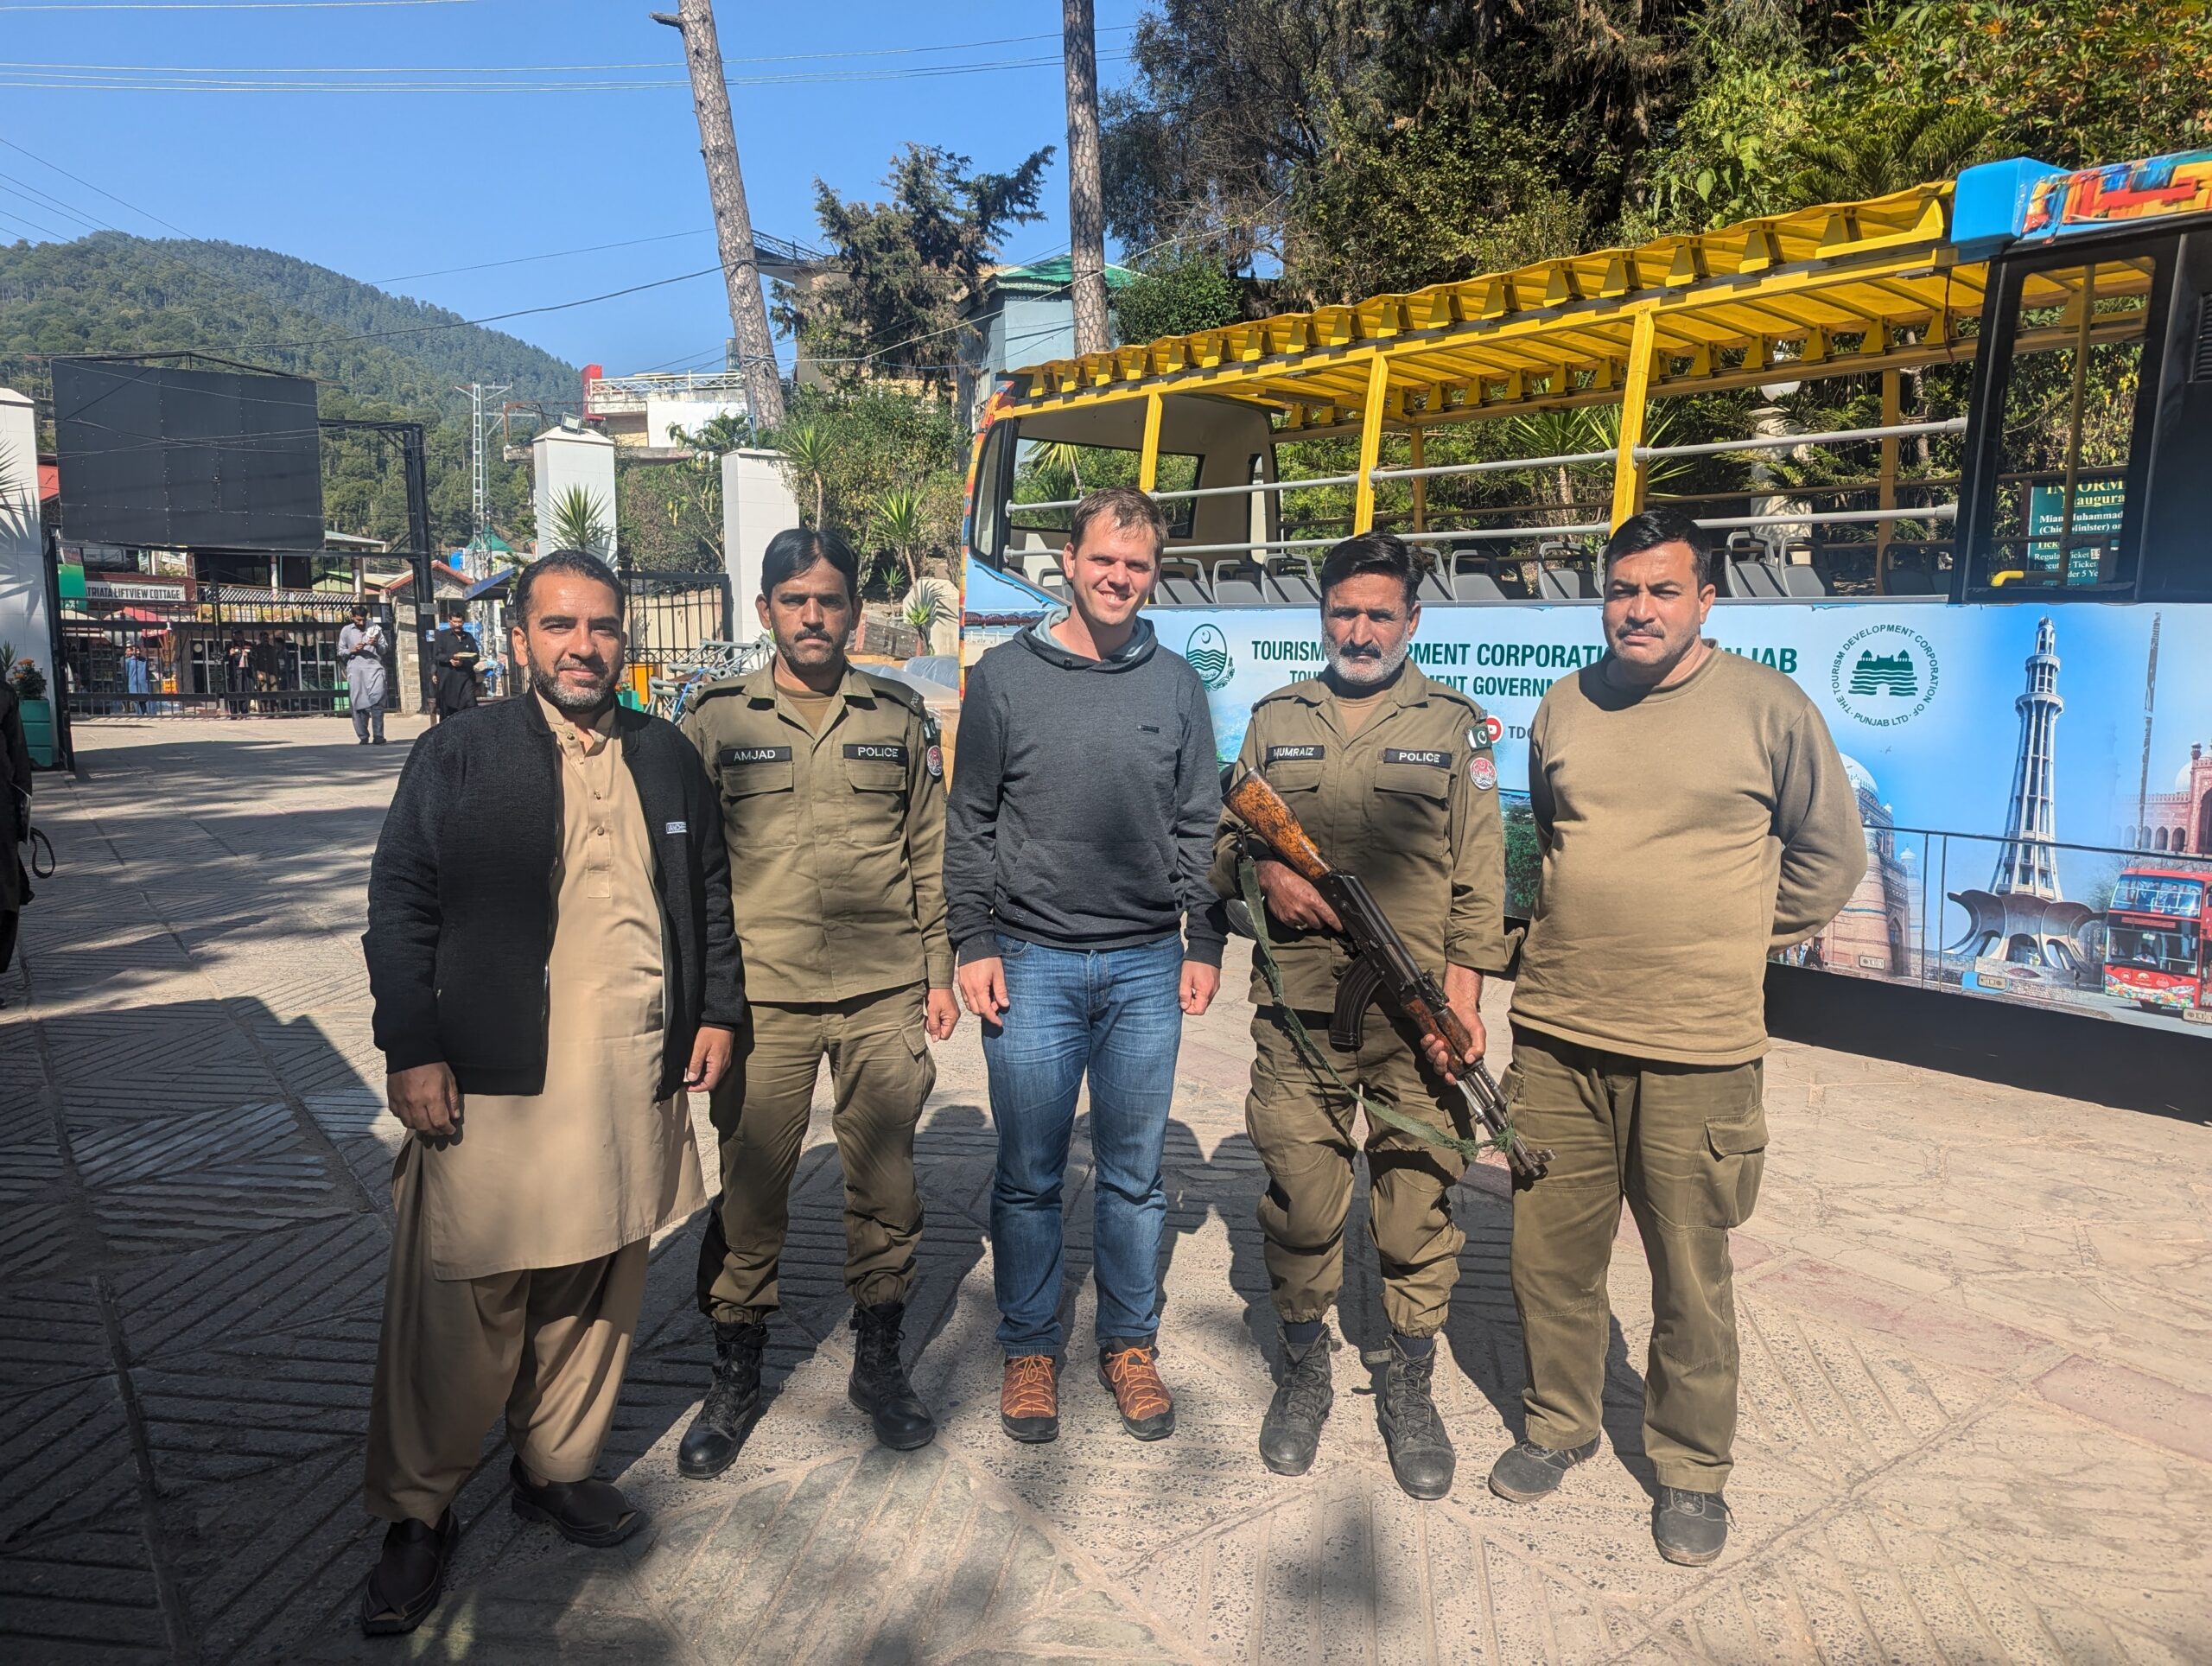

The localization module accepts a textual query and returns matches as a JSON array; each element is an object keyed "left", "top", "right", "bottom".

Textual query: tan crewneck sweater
[{"left": 1510, "top": 645, "right": 1866, "bottom": 1065}]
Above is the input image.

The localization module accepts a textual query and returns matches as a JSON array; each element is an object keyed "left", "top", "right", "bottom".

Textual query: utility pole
[
  {"left": 454, "top": 382, "right": 510, "bottom": 548},
  {"left": 653, "top": 0, "right": 786, "bottom": 432},
  {"left": 1062, "top": 0, "right": 1109, "bottom": 356}
]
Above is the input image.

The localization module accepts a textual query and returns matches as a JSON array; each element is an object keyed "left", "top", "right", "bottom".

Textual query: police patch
[
  {"left": 1382, "top": 748, "right": 1450, "bottom": 768},
  {"left": 1267, "top": 744, "right": 1325, "bottom": 763},
  {"left": 718, "top": 745, "right": 792, "bottom": 766},
  {"left": 1468, "top": 756, "right": 1497, "bottom": 792},
  {"left": 925, "top": 745, "right": 944, "bottom": 779},
  {"left": 842, "top": 742, "right": 909, "bottom": 764}
]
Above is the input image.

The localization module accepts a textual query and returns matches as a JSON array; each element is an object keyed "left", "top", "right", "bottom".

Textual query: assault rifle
[{"left": 1225, "top": 771, "right": 1552, "bottom": 1182}]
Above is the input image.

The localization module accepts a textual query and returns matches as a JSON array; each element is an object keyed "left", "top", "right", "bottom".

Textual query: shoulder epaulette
[{"left": 861, "top": 673, "right": 932, "bottom": 719}]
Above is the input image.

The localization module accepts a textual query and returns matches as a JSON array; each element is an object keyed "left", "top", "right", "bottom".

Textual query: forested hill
[{"left": 0, "top": 232, "right": 578, "bottom": 417}]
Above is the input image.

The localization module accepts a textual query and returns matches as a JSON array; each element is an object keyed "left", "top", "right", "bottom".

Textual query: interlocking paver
[{"left": 3, "top": 713, "right": 2209, "bottom": 1663}]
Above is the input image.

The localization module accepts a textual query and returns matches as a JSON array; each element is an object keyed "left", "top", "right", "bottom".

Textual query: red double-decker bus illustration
[{"left": 2103, "top": 868, "right": 2212, "bottom": 1015}]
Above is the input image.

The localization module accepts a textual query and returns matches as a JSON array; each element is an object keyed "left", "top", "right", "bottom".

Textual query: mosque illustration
[{"left": 1802, "top": 754, "right": 1916, "bottom": 976}]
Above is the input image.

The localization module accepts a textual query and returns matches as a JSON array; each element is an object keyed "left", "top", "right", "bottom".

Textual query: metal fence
[
  {"left": 623, "top": 569, "right": 733, "bottom": 699},
  {"left": 61, "top": 585, "right": 398, "bottom": 717}
]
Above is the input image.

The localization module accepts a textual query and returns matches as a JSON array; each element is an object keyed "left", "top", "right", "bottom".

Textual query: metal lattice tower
[
  {"left": 454, "top": 382, "right": 510, "bottom": 543},
  {"left": 1992, "top": 615, "right": 2065, "bottom": 896}
]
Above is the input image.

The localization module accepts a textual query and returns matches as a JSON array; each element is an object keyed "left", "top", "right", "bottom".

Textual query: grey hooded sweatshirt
[{"left": 944, "top": 611, "right": 1226, "bottom": 966}]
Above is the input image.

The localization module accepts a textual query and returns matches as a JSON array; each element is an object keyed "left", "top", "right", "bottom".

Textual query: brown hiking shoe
[
  {"left": 1000, "top": 1354, "right": 1059, "bottom": 1444},
  {"left": 1098, "top": 1339, "right": 1176, "bottom": 1440}
]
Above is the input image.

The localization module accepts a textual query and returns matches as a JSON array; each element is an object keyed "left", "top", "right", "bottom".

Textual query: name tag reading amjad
[
  {"left": 1382, "top": 747, "right": 1451, "bottom": 768},
  {"left": 842, "top": 743, "right": 909, "bottom": 764},
  {"left": 718, "top": 745, "right": 793, "bottom": 766}
]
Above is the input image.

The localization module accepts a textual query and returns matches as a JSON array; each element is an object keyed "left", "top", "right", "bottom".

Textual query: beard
[
  {"left": 529, "top": 656, "right": 616, "bottom": 713},
  {"left": 1324, "top": 636, "right": 1411, "bottom": 689}
]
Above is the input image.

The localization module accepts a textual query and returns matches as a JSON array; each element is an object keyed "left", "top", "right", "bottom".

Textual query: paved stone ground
[{"left": 3, "top": 715, "right": 2210, "bottom": 1665}]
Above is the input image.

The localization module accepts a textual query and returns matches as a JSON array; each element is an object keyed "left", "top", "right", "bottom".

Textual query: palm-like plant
[
  {"left": 545, "top": 485, "right": 613, "bottom": 556},
  {"left": 772, "top": 420, "right": 834, "bottom": 526},
  {"left": 872, "top": 486, "right": 929, "bottom": 593},
  {"left": 1783, "top": 105, "right": 1996, "bottom": 207}
]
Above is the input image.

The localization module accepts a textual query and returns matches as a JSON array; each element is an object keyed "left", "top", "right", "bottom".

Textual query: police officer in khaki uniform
[
  {"left": 677, "top": 527, "right": 959, "bottom": 1476},
  {"left": 1210, "top": 532, "right": 1512, "bottom": 1501}
]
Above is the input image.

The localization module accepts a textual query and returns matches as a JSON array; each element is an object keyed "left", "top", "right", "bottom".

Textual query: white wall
[
  {"left": 0, "top": 390, "right": 52, "bottom": 693},
  {"left": 531, "top": 425, "right": 620, "bottom": 558},
  {"left": 645, "top": 396, "right": 747, "bottom": 449},
  {"left": 721, "top": 448, "right": 799, "bottom": 631}
]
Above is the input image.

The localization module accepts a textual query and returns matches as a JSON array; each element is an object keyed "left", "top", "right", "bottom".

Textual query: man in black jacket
[
  {"left": 358, "top": 550, "right": 743, "bottom": 1637},
  {"left": 431, "top": 610, "right": 481, "bottom": 721}
]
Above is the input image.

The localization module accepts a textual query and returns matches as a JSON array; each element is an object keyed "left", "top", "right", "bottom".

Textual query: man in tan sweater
[{"left": 1490, "top": 508, "right": 1864, "bottom": 1567}]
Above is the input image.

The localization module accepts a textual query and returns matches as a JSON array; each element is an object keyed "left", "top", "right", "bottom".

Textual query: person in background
[
  {"left": 944, "top": 485, "right": 1224, "bottom": 1448},
  {"left": 432, "top": 609, "right": 481, "bottom": 722},
  {"left": 0, "top": 673, "right": 29, "bottom": 1007},
  {"left": 225, "top": 631, "right": 256, "bottom": 716},
  {"left": 340, "top": 605, "right": 390, "bottom": 745},
  {"left": 357, "top": 550, "right": 741, "bottom": 1636},
  {"left": 1490, "top": 507, "right": 1864, "bottom": 1566},
  {"left": 124, "top": 642, "right": 152, "bottom": 714}
]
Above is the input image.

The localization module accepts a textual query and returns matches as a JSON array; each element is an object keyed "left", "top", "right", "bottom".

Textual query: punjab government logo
[
  {"left": 1832, "top": 623, "right": 1941, "bottom": 728},
  {"left": 1185, "top": 624, "right": 1235, "bottom": 690}
]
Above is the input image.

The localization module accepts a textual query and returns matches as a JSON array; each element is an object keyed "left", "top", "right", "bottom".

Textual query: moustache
[{"left": 556, "top": 655, "right": 607, "bottom": 672}]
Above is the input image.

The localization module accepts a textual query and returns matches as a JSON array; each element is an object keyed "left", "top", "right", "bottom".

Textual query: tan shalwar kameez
[{"left": 365, "top": 696, "right": 707, "bottom": 1524}]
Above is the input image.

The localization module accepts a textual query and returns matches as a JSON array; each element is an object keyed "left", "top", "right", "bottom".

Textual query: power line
[
  {"left": 370, "top": 228, "right": 709, "bottom": 286},
  {"left": 0, "top": 1, "right": 473, "bottom": 10},
  {"left": 0, "top": 29, "right": 1135, "bottom": 73},
  {"left": 0, "top": 135, "right": 194, "bottom": 237}
]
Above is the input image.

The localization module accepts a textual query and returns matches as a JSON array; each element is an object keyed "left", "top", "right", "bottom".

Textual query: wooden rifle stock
[{"left": 1224, "top": 773, "right": 1332, "bottom": 887}]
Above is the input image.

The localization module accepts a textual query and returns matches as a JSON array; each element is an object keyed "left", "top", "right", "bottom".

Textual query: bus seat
[
  {"left": 1729, "top": 559, "right": 1784, "bottom": 597},
  {"left": 1535, "top": 566, "right": 1593, "bottom": 600},
  {"left": 1417, "top": 568, "right": 1454, "bottom": 603},
  {"left": 1777, "top": 563, "right": 1827, "bottom": 597},
  {"left": 1040, "top": 572, "right": 1071, "bottom": 598},
  {"left": 1156, "top": 573, "right": 1211, "bottom": 605},
  {"left": 1267, "top": 567, "right": 1320, "bottom": 604},
  {"left": 1214, "top": 577, "right": 1267, "bottom": 605},
  {"left": 1452, "top": 569, "right": 1507, "bottom": 601}
]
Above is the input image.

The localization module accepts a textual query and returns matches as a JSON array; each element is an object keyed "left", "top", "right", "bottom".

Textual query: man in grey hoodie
[{"left": 946, "top": 485, "right": 1224, "bottom": 1447}]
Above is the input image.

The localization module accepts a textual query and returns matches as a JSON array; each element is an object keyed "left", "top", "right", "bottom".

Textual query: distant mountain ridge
[{"left": 0, "top": 231, "right": 580, "bottom": 417}]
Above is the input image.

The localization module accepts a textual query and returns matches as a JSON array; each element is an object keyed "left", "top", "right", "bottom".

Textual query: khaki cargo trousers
[
  {"left": 1503, "top": 1027, "right": 1768, "bottom": 1491},
  {"left": 696, "top": 983, "right": 935, "bottom": 1325},
  {"left": 1246, "top": 1005, "right": 1470, "bottom": 1339}
]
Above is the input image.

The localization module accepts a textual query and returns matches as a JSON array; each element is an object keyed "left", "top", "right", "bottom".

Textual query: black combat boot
[
  {"left": 1257, "top": 1326, "right": 1336, "bottom": 1476},
  {"left": 677, "top": 1318, "right": 766, "bottom": 1478},
  {"left": 849, "top": 1300, "right": 937, "bottom": 1451},
  {"left": 1373, "top": 1335, "right": 1455, "bottom": 1501},
  {"left": 1652, "top": 1485, "right": 1731, "bottom": 1565}
]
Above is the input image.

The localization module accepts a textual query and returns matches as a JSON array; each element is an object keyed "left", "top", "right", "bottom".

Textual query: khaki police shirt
[
  {"left": 1209, "top": 662, "right": 1514, "bottom": 1014},
  {"left": 681, "top": 661, "right": 952, "bottom": 1005}
]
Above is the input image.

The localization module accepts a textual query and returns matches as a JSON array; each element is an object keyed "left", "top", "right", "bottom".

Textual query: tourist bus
[
  {"left": 2103, "top": 866, "right": 2212, "bottom": 1017},
  {"left": 958, "top": 149, "right": 2212, "bottom": 1038}
]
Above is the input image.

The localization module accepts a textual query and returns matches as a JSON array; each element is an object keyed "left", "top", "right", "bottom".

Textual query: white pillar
[
  {"left": 0, "top": 390, "right": 52, "bottom": 692},
  {"left": 721, "top": 448, "right": 799, "bottom": 631}
]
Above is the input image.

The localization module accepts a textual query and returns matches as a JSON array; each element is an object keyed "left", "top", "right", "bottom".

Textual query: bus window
[
  {"left": 1977, "top": 254, "right": 2157, "bottom": 593},
  {"left": 1008, "top": 441, "right": 1201, "bottom": 540}
]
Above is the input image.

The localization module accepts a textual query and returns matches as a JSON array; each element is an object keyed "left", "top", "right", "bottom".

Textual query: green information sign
[{"left": 2027, "top": 480, "right": 2125, "bottom": 583}]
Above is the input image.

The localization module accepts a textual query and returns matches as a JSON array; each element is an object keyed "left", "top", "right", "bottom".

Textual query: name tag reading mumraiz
[
  {"left": 843, "top": 742, "right": 909, "bottom": 764},
  {"left": 1382, "top": 747, "right": 1450, "bottom": 768},
  {"left": 719, "top": 745, "right": 792, "bottom": 766},
  {"left": 1267, "top": 744, "right": 1325, "bottom": 763}
]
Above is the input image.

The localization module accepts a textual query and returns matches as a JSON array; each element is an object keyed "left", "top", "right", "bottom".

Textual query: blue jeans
[{"left": 982, "top": 933, "right": 1185, "bottom": 1357}]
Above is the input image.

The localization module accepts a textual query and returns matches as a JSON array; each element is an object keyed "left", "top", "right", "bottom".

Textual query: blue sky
[{"left": 0, "top": 0, "right": 1147, "bottom": 376}]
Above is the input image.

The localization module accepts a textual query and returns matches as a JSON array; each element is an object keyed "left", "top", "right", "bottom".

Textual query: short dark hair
[
  {"left": 1318, "top": 531, "right": 1421, "bottom": 607},
  {"left": 1602, "top": 507, "right": 1711, "bottom": 588},
  {"left": 514, "top": 549, "right": 626, "bottom": 624},
  {"left": 760, "top": 525, "right": 861, "bottom": 604},
  {"left": 1067, "top": 485, "right": 1166, "bottom": 559}
]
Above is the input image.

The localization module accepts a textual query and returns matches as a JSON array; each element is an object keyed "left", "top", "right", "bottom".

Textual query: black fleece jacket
[
  {"left": 945, "top": 614, "right": 1226, "bottom": 966},
  {"left": 363, "top": 694, "right": 744, "bottom": 1097}
]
